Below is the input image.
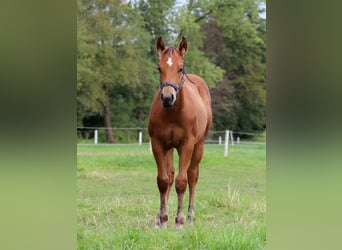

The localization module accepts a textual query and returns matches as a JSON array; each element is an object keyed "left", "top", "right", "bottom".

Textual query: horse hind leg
[
  {"left": 187, "top": 141, "right": 204, "bottom": 224},
  {"left": 166, "top": 149, "right": 175, "bottom": 200}
]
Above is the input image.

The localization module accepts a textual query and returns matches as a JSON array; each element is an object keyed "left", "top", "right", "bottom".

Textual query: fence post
[
  {"left": 94, "top": 130, "right": 98, "bottom": 145},
  {"left": 139, "top": 131, "right": 143, "bottom": 145},
  {"left": 219, "top": 136, "right": 222, "bottom": 145},
  {"left": 230, "top": 130, "right": 234, "bottom": 146},
  {"left": 224, "top": 130, "right": 229, "bottom": 157},
  {"left": 237, "top": 136, "right": 240, "bottom": 144}
]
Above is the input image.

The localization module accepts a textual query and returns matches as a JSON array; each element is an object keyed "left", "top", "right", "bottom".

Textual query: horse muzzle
[{"left": 161, "top": 92, "right": 176, "bottom": 108}]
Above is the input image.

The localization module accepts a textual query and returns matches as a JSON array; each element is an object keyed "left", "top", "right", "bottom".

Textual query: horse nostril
[
  {"left": 161, "top": 93, "right": 164, "bottom": 100},
  {"left": 171, "top": 94, "right": 174, "bottom": 102}
]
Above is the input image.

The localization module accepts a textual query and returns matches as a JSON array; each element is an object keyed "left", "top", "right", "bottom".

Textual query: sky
[{"left": 259, "top": 2, "right": 266, "bottom": 19}]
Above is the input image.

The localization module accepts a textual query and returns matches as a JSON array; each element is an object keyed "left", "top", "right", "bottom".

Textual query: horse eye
[
  {"left": 178, "top": 68, "right": 183, "bottom": 73},
  {"left": 157, "top": 67, "right": 161, "bottom": 72}
]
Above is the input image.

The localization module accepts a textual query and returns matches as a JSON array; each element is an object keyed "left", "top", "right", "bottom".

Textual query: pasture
[{"left": 77, "top": 143, "right": 266, "bottom": 249}]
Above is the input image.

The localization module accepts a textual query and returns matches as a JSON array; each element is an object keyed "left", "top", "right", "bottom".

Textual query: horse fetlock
[
  {"left": 157, "top": 211, "right": 168, "bottom": 222},
  {"left": 175, "top": 215, "right": 184, "bottom": 225},
  {"left": 160, "top": 213, "right": 168, "bottom": 223},
  {"left": 156, "top": 212, "right": 168, "bottom": 228},
  {"left": 187, "top": 210, "right": 195, "bottom": 223}
]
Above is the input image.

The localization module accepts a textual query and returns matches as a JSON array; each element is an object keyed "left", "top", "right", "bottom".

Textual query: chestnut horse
[{"left": 148, "top": 36, "right": 212, "bottom": 229}]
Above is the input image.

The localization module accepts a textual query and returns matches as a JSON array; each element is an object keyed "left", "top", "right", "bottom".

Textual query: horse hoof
[
  {"left": 175, "top": 216, "right": 184, "bottom": 229},
  {"left": 187, "top": 216, "right": 195, "bottom": 225},
  {"left": 155, "top": 222, "right": 167, "bottom": 229}
]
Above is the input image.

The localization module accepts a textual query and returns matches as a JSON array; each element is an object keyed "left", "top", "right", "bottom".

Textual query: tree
[
  {"left": 136, "top": 0, "right": 176, "bottom": 61},
  {"left": 172, "top": 1, "right": 225, "bottom": 88},
  {"left": 77, "top": 1, "right": 102, "bottom": 126},
  {"left": 195, "top": 0, "right": 266, "bottom": 132},
  {"left": 77, "top": 0, "right": 153, "bottom": 142},
  {"left": 77, "top": 0, "right": 266, "bottom": 138}
]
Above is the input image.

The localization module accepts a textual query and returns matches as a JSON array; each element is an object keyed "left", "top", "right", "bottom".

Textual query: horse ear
[
  {"left": 178, "top": 36, "right": 188, "bottom": 57},
  {"left": 156, "top": 37, "right": 165, "bottom": 57}
]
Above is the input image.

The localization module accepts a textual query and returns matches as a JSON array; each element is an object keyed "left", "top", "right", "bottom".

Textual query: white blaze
[{"left": 166, "top": 57, "right": 173, "bottom": 67}]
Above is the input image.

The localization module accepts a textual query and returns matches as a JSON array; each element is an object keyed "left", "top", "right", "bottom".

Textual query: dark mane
[{"left": 163, "top": 47, "right": 177, "bottom": 55}]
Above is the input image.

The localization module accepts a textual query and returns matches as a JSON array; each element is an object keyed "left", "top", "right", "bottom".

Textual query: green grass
[{"left": 77, "top": 144, "right": 266, "bottom": 249}]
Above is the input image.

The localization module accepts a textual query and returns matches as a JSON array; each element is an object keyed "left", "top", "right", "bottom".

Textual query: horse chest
[{"left": 157, "top": 124, "right": 186, "bottom": 148}]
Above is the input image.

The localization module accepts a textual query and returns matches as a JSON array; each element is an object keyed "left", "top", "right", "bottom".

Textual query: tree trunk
[
  {"left": 103, "top": 102, "right": 115, "bottom": 143},
  {"left": 138, "top": 110, "right": 143, "bottom": 127}
]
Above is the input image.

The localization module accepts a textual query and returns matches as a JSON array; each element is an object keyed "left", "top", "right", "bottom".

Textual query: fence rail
[
  {"left": 77, "top": 127, "right": 265, "bottom": 156},
  {"left": 77, "top": 127, "right": 265, "bottom": 145}
]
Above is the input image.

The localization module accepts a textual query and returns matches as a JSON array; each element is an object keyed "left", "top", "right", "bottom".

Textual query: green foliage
[
  {"left": 77, "top": 0, "right": 154, "bottom": 128},
  {"left": 77, "top": 0, "right": 266, "bottom": 133},
  {"left": 199, "top": 0, "right": 266, "bottom": 132},
  {"left": 173, "top": 6, "right": 225, "bottom": 88},
  {"left": 136, "top": 0, "right": 176, "bottom": 52}
]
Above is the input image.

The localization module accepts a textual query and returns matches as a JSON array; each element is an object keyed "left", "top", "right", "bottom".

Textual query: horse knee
[
  {"left": 157, "top": 176, "right": 169, "bottom": 193},
  {"left": 175, "top": 176, "right": 187, "bottom": 194}
]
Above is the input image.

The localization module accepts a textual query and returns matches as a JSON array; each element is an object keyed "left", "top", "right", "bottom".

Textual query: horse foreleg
[
  {"left": 187, "top": 142, "right": 204, "bottom": 224},
  {"left": 175, "top": 142, "right": 194, "bottom": 229},
  {"left": 158, "top": 149, "right": 175, "bottom": 227},
  {"left": 151, "top": 140, "right": 170, "bottom": 228},
  {"left": 156, "top": 190, "right": 168, "bottom": 228}
]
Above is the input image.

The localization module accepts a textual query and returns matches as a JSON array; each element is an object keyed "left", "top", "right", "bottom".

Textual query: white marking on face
[{"left": 166, "top": 57, "right": 173, "bottom": 67}]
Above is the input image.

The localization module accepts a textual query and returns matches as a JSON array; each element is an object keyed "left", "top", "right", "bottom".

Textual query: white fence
[{"left": 77, "top": 127, "right": 265, "bottom": 156}]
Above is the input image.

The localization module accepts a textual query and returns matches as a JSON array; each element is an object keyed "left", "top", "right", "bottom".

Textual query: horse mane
[{"left": 163, "top": 47, "right": 178, "bottom": 56}]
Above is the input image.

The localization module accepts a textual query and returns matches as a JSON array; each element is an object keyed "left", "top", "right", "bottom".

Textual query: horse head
[{"left": 156, "top": 36, "right": 188, "bottom": 108}]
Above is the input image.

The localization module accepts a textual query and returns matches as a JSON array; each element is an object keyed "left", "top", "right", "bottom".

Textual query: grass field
[{"left": 77, "top": 143, "right": 266, "bottom": 249}]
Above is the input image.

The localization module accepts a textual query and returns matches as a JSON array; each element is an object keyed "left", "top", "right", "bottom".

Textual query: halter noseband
[
  {"left": 159, "top": 64, "right": 194, "bottom": 93},
  {"left": 159, "top": 77, "right": 185, "bottom": 93}
]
